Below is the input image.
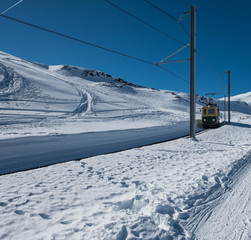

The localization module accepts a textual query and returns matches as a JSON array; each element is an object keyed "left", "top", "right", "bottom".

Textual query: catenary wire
[
  {"left": 0, "top": 0, "right": 23, "bottom": 15},
  {"left": 0, "top": 14, "right": 153, "bottom": 65},
  {"left": 143, "top": 0, "right": 226, "bottom": 94},
  {"left": 104, "top": 0, "right": 187, "bottom": 46},
  {"left": 143, "top": 0, "right": 178, "bottom": 22},
  {"left": 197, "top": 51, "right": 223, "bottom": 82},
  {"left": 157, "top": 65, "right": 189, "bottom": 84},
  {"left": 158, "top": 65, "right": 207, "bottom": 92},
  {"left": 0, "top": 14, "right": 190, "bottom": 85},
  {"left": 197, "top": 47, "right": 224, "bottom": 77},
  {"left": 142, "top": 0, "right": 191, "bottom": 38}
]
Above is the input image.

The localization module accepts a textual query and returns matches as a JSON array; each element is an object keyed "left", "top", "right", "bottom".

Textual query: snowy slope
[
  {"left": 0, "top": 50, "right": 194, "bottom": 140},
  {"left": 0, "top": 51, "right": 251, "bottom": 240},
  {"left": 231, "top": 91, "right": 251, "bottom": 106},
  {"left": 0, "top": 51, "right": 207, "bottom": 174}
]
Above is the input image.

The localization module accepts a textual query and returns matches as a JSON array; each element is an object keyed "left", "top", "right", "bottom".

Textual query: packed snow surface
[{"left": 0, "top": 51, "right": 251, "bottom": 239}]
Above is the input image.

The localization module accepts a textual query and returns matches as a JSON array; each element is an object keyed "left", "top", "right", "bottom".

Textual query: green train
[{"left": 201, "top": 103, "right": 220, "bottom": 128}]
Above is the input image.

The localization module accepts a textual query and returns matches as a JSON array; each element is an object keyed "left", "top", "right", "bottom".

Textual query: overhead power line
[
  {"left": 0, "top": 0, "right": 24, "bottom": 15},
  {"left": 142, "top": 0, "right": 190, "bottom": 38},
  {"left": 197, "top": 47, "right": 223, "bottom": 77},
  {"left": 143, "top": 0, "right": 224, "bottom": 91},
  {"left": 143, "top": 0, "right": 178, "bottom": 22},
  {"left": 157, "top": 65, "right": 207, "bottom": 93},
  {"left": 214, "top": 86, "right": 228, "bottom": 94},
  {"left": 157, "top": 65, "right": 189, "bottom": 84},
  {"left": 0, "top": 14, "right": 189, "bottom": 84},
  {"left": 0, "top": 14, "right": 153, "bottom": 65},
  {"left": 143, "top": 0, "right": 190, "bottom": 40},
  {"left": 197, "top": 51, "right": 223, "bottom": 83},
  {"left": 104, "top": 0, "right": 187, "bottom": 46}
]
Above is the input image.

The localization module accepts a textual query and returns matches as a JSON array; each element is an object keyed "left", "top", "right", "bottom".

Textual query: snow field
[
  {"left": 0, "top": 50, "right": 194, "bottom": 140},
  {"left": 1, "top": 123, "right": 251, "bottom": 239},
  {"left": 1, "top": 50, "right": 251, "bottom": 239}
]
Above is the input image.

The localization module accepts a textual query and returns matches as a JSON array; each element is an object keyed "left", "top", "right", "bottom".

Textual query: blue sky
[{"left": 0, "top": 0, "right": 250, "bottom": 97}]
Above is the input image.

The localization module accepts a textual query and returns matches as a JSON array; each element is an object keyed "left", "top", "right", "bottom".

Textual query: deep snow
[{"left": 0, "top": 51, "right": 251, "bottom": 239}]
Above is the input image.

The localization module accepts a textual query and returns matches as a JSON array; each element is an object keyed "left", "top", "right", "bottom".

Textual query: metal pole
[
  {"left": 190, "top": 6, "right": 196, "bottom": 138},
  {"left": 228, "top": 70, "right": 230, "bottom": 123},
  {"left": 224, "top": 95, "right": 226, "bottom": 123}
]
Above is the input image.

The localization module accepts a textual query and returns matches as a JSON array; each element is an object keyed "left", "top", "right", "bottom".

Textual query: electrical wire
[
  {"left": 197, "top": 51, "right": 223, "bottom": 82},
  {"left": 0, "top": 14, "right": 189, "bottom": 85},
  {"left": 104, "top": 0, "right": 210, "bottom": 93},
  {"left": 104, "top": 0, "right": 187, "bottom": 46},
  {"left": 143, "top": 0, "right": 178, "bottom": 22},
  {"left": 158, "top": 65, "right": 207, "bottom": 93},
  {"left": 142, "top": 0, "right": 225, "bottom": 91},
  {"left": 179, "top": 22, "right": 190, "bottom": 38},
  {"left": 197, "top": 47, "right": 224, "bottom": 77},
  {"left": 142, "top": 0, "right": 191, "bottom": 39},
  {"left": 157, "top": 65, "right": 189, "bottom": 84},
  {"left": 211, "top": 87, "right": 228, "bottom": 95},
  {"left": 1, "top": 0, "right": 23, "bottom": 15},
  {"left": 0, "top": 14, "right": 153, "bottom": 65}
]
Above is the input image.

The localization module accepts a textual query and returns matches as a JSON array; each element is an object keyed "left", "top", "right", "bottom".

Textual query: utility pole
[
  {"left": 227, "top": 70, "right": 230, "bottom": 123},
  {"left": 190, "top": 6, "right": 196, "bottom": 139}
]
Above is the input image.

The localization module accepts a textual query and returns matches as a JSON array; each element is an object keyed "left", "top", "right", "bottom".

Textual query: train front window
[
  {"left": 203, "top": 109, "right": 207, "bottom": 114},
  {"left": 208, "top": 109, "right": 215, "bottom": 114}
]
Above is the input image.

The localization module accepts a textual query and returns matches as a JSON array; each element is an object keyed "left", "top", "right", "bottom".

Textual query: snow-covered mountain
[
  {"left": 0, "top": 51, "right": 195, "bottom": 140},
  {"left": 1, "top": 50, "right": 250, "bottom": 141},
  {"left": 231, "top": 91, "right": 251, "bottom": 106},
  {"left": 1, "top": 49, "right": 251, "bottom": 171},
  {"left": 1, "top": 51, "right": 251, "bottom": 240}
]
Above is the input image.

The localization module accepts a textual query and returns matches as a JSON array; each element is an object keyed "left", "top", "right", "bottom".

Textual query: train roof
[{"left": 203, "top": 103, "right": 219, "bottom": 108}]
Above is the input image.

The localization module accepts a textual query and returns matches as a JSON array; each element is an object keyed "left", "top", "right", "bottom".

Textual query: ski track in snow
[{"left": 191, "top": 153, "right": 251, "bottom": 240}]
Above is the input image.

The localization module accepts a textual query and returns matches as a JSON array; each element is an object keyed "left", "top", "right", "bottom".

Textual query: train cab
[{"left": 201, "top": 103, "right": 220, "bottom": 128}]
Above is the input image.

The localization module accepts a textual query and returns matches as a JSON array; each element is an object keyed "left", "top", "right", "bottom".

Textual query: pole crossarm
[
  {"left": 204, "top": 92, "right": 227, "bottom": 96},
  {"left": 155, "top": 43, "right": 190, "bottom": 65},
  {"left": 155, "top": 59, "right": 190, "bottom": 65},
  {"left": 178, "top": 11, "right": 191, "bottom": 22}
]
